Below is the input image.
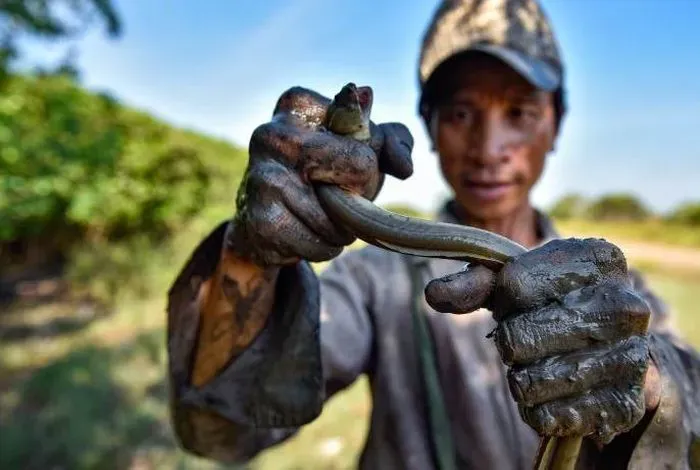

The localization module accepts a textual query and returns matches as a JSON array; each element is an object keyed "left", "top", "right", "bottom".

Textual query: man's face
[{"left": 429, "top": 54, "right": 557, "bottom": 222}]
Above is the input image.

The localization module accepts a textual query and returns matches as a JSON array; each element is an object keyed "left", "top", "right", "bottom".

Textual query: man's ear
[
  {"left": 421, "top": 109, "right": 439, "bottom": 151},
  {"left": 549, "top": 125, "right": 563, "bottom": 154}
]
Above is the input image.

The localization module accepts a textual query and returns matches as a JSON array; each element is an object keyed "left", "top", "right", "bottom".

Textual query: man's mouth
[{"left": 462, "top": 179, "right": 516, "bottom": 202}]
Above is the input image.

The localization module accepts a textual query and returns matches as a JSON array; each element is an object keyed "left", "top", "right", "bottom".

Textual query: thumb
[
  {"left": 370, "top": 122, "right": 414, "bottom": 180},
  {"left": 424, "top": 264, "right": 496, "bottom": 314}
]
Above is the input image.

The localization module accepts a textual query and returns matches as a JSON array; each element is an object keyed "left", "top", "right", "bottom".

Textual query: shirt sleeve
[{"left": 166, "top": 221, "right": 377, "bottom": 463}]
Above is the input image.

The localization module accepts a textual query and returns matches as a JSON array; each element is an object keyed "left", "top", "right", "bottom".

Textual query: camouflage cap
[{"left": 419, "top": 0, "right": 564, "bottom": 108}]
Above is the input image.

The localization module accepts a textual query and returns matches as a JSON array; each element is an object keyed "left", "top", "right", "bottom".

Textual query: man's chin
[{"left": 456, "top": 195, "right": 519, "bottom": 222}]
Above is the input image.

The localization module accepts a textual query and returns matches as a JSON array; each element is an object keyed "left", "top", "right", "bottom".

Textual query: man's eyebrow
[
  {"left": 448, "top": 96, "right": 476, "bottom": 105},
  {"left": 508, "top": 90, "right": 545, "bottom": 103},
  {"left": 445, "top": 90, "right": 477, "bottom": 103}
]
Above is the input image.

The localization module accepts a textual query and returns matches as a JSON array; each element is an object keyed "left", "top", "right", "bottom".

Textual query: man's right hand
[{"left": 227, "top": 86, "right": 414, "bottom": 266}]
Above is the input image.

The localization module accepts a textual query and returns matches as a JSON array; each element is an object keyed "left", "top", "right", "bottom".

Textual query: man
[{"left": 166, "top": 0, "right": 700, "bottom": 468}]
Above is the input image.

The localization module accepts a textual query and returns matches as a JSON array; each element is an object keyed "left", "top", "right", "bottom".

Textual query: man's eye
[
  {"left": 447, "top": 104, "right": 473, "bottom": 122},
  {"left": 509, "top": 105, "right": 541, "bottom": 124}
]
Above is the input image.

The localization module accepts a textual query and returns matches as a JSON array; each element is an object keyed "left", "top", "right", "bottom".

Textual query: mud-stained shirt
[{"left": 166, "top": 203, "right": 700, "bottom": 469}]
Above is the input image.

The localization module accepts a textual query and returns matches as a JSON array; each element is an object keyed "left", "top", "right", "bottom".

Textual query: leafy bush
[
  {"left": 584, "top": 193, "right": 651, "bottom": 222},
  {"left": 666, "top": 202, "right": 700, "bottom": 227},
  {"left": 0, "top": 72, "right": 247, "bottom": 301},
  {"left": 549, "top": 193, "right": 588, "bottom": 220}
]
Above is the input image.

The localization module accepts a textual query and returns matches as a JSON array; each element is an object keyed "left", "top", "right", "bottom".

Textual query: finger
[
  {"left": 279, "top": 174, "right": 356, "bottom": 247},
  {"left": 424, "top": 264, "right": 495, "bottom": 313},
  {"left": 246, "top": 199, "right": 344, "bottom": 264},
  {"left": 520, "top": 385, "right": 646, "bottom": 444},
  {"left": 246, "top": 159, "right": 355, "bottom": 247},
  {"left": 370, "top": 122, "right": 414, "bottom": 180},
  {"left": 508, "top": 335, "right": 649, "bottom": 406},
  {"left": 494, "top": 238, "right": 629, "bottom": 316},
  {"left": 272, "top": 86, "right": 330, "bottom": 129},
  {"left": 250, "top": 121, "right": 377, "bottom": 192},
  {"left": 249, "top": 121, "right": 305, "bottom": 168},
  {"left": 300, "top": 131, "right": 378, "bottom": 191},
  {"left": 495, "top": 282, "right": 651, "bottom": 365}
]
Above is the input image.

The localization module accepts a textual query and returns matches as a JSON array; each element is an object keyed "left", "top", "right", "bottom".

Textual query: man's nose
[{"left": 473, "top": 113, "right": 519, "bottom": 164}]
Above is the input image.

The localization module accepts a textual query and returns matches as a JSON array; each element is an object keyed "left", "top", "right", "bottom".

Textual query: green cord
[{"left": 407, "top": 257, "right": 457, "bottom": 470}]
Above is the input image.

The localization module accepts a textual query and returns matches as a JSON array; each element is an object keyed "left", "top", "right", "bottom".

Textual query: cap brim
[{"left": 468, "top": 43, "right": 561, "bottom": 91}]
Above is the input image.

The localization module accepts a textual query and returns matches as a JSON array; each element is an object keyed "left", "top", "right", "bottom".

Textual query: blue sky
[{"left": 24, "top": 0, "right": 700, "bottom": 214}]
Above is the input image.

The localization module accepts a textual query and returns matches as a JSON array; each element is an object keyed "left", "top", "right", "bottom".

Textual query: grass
[
  {"left": 555, "top": 218, "right": 700, "bottom": 248},
  {"left": 1, "top": 221, "right": 699, "bottom": 470}
]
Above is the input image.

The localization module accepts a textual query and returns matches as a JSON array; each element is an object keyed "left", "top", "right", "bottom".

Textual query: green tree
[
  {"left": 0, "top": 0, "right": 122, "bottom": 81},
  {"left": 549, "top": 193, "right": 588, "bottom": 220},
  {"left": 667, "top": 202, "right": 700, "bottom": 226},
  {"left": 585, "top": 193, "right": 651, "bottom": 222},
  {"left": 0, "top": 72, "right": 247, "bottom": 296}
]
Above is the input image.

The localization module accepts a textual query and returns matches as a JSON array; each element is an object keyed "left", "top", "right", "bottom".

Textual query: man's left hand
[{"left": 425, "top": 237, "right": 658, "bottom": 444}]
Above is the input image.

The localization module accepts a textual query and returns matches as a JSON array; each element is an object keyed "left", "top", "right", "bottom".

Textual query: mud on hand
[
  {"left": 227, "top": 86, "right": 414, "bottom": 267},
  {"left": 425, "top": 237, "right": 652, "bottom": 444}
]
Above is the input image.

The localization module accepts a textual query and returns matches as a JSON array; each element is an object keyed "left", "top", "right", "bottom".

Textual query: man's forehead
[{"left": 445, "top": 57, "right": 544, "bottom": 99}]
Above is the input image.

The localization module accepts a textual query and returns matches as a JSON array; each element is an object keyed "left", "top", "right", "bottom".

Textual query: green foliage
[
  {"left": 548, "top": 193, "right": 588, "bottom": 220},
  {"left": 0, "top": 73, "right": 244, "bottom": 243},
  {"left": 0, "top": 72, "right": 247, "bottom": 301},
  {"left": 550, "top": 192, "right": 651, "bottom": 222},
  {"left": 583, "top": 193, "right": 651, "bottom": 222},
  {"left": 666, "top": 202, "right": 700, "bottom": 227}
]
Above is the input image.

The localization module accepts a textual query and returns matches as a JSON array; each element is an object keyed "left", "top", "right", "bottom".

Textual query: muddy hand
[
  {"left": 227, "top": 86, "right": 414, "bottom": 266},
  {"left": 425, "top": 237, "right": 653, "bottom": 444}
]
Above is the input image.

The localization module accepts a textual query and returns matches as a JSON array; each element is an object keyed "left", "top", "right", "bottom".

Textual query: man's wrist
[{"left": 225, "top": 217, "right": 299, "bottom": 269}]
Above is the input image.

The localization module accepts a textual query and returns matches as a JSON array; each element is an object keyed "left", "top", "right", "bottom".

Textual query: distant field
[
  {"left": 1, "top": 220, "right": 699, "bottom": 470},
  {"left": 555, "top": 218, "right": 700, "bottom": 249}
]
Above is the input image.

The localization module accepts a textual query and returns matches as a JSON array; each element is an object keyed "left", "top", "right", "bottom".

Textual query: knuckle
[
  {"left": 274, "top": 86, "right": 308, "bottom": 112},
  {"left": 554, "top": 406, "right": 584, "bottom": 435},
  {"left": 507, "top": 367, "right": 531, "bottom": 404},
  {"left": 623, "top": 289, "right": 652, "bottom": 318},
  {"left": 273, "top": 86, "right": 329, "bottom": 123},
  {"left": 494, "top": 321, "right": 519, "bottom": 365},
  {"left": 250, "top": 122, "right": 303, "bottom": 164},
  {"left": 587, "top": 238, "right": 628, "bottom": 271},
  {"left": 614, "top": 288, "right": 652, "bottom": 332},
  {"left": 620, "top": 336, "right": 650, "bottom": 376},
  {"left": 249, "top": 123, "right": 274, "bottom": 155},
  {"left": 611, "top": 387, "right": 646, "bottom": 426},
  {"left": 526, "top": 402, "right": 585, "bottom": 437},
  {"left": 522, "top": 404, "right": 558, "bottom": 435},
  {"left": 345, "top": 140, "right": 377, "bottom": 174},
  {"left": 244, "top": 162, "right": 274, "bottom": 194},
  {"left": 494, "top": 260, "right": 532, "bottom": 314},
  {"left": 589, "top": 388, "right": 645, "bottom": 442},
  {"left": 626, "top": 334, "right": 650, "bottom": 357}
]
